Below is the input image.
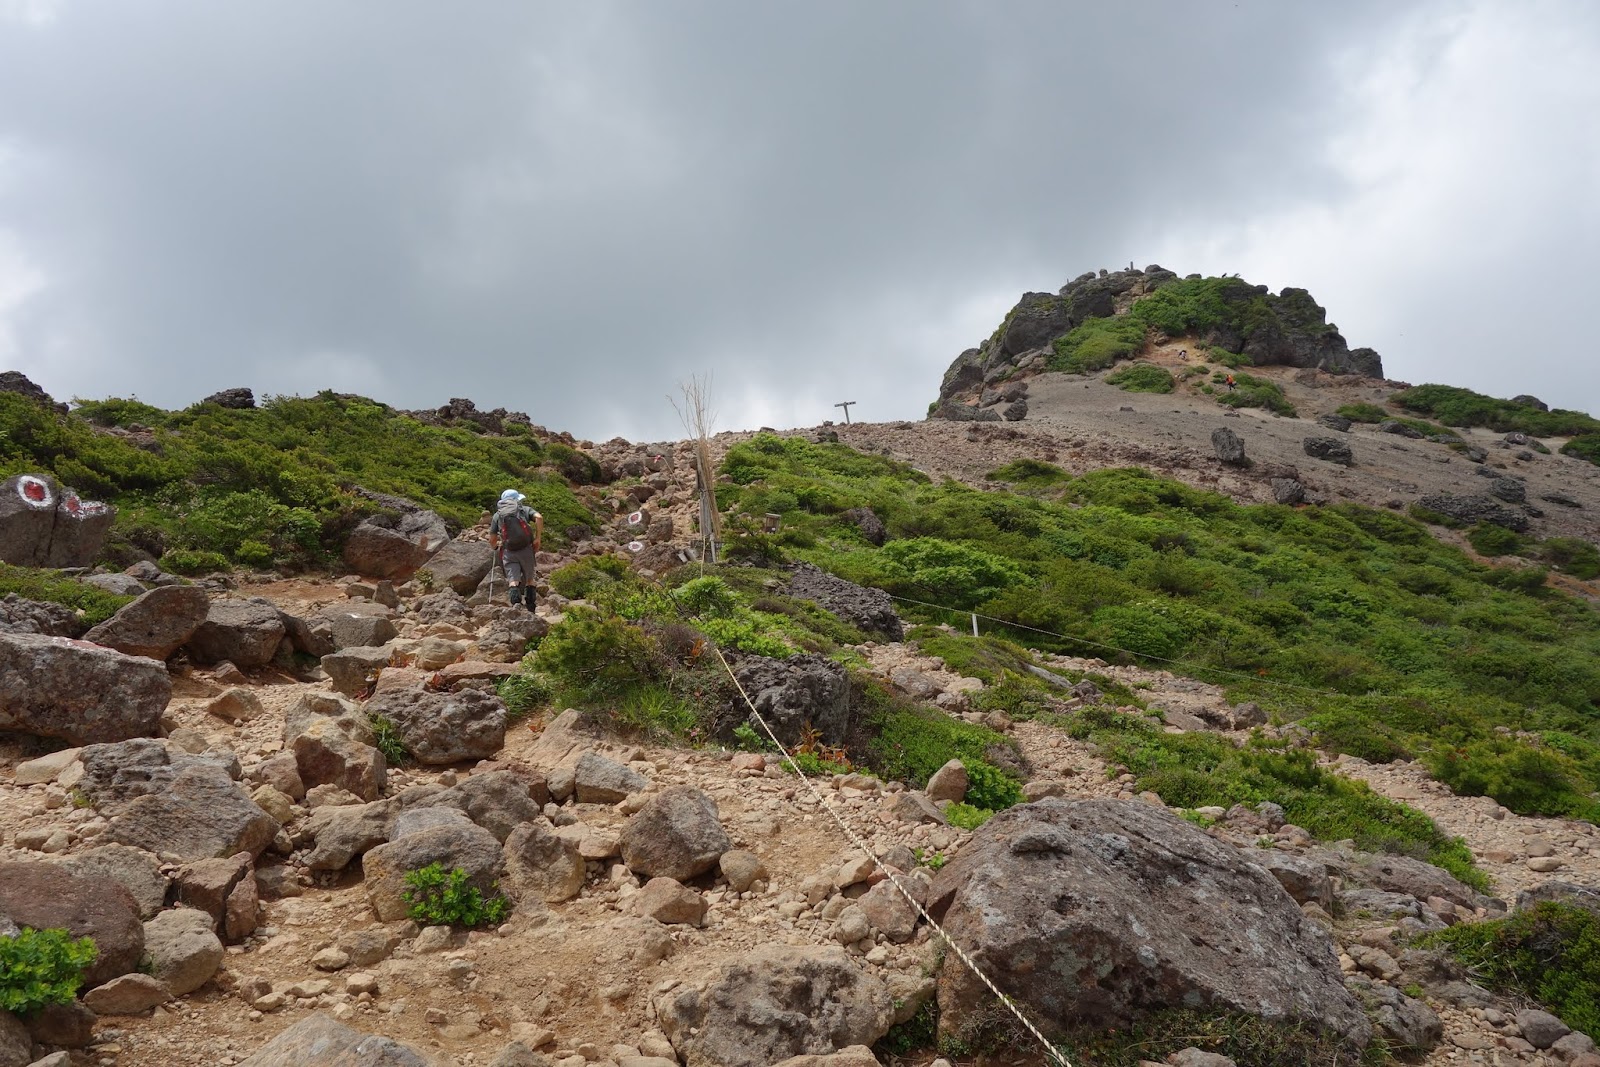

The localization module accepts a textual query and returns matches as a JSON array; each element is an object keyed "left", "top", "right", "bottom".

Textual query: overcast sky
[{"left": 2, "top": 1, "right": 1597, "bottom": 442}]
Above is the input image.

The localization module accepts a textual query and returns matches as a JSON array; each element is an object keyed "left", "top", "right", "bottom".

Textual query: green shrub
[
  {"left": 0, "top": 928, "right": 98, "bottom": 1015},
  {"left": 1427, "top": 739, "right": 1600, "bottom": 821},
  {"left": 1049, "top": 316, "right": 1147, "bottom": 373},
  {"left": 159, "top": 549, "right": 232, "bottom": 575},
  {"left": 1560, "top": 434, "right": 1600, "bottom": 466},
  {"left": 547, "top": 555, "right": 630, "bottom": 600},
  {"left": 864, "top": 689, "right": 1019, "bottom": 793},
  {"left": 1393, "top": 384, "right": 1600, "bottom": 437},
  {"left": 534, "top": 607, "right": 662, "bottom": 696},
  {"left": 497, "top": 672, "right": 551, "bottom": 722},
  {"left": 944, "top": 803, "right": 993, "bottom": 829},
  {"left": 1424, "top": 902, "right": 1600, "bottom": 1038},
  {"left": 1217, "top": 373, "right": 1296, "bottom": 417},
  {"left": 0, "top": 564, "right": 133, "bottom": 626},
  {"left": 401, "top": 863, "right": 509, "bottom": 928},
  {"left": 1468, "top": 523, "right": 1524, "bottom": 557},
  {"left": 1540, "top": 537, "right": 1600, "bottom": 580},
  {"left": 985, "top": 458, "right": 1069, "bottom": 487},
  {"left": 368, "top": 715, "right": 407, "bottom": 764},
  {"left": 1106, "top": 363, "right": 1175, "bottom": 394},
  {"left": 1336, "top": 403, "right": 1389, "bottom": 423},
  {"left": 671, "top": 575, "right": 738, "bottom": 616},
  {"left": 961, "top": 758, "right": 1024, "bottom": 810}
]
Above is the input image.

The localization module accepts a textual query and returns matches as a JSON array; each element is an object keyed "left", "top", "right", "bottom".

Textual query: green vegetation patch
[
  {"left": 985, "top": 458, "right": 1070, "bottom": 489},
  {"left": 1050, "top": 316, "right": 1148, "bottom": 374},
  {"left": 1561, "top": 434, "right": 1600, "bottom": 466},
  {"left": 1215, "top": 372, "right": 1296, "bottom": 416},
  {"left": 0, "top": 564, "right": 134, "bottom": 626},
  {"left": 402, "top": 863, "right": 509, "bottom": 929},
  {"left": 1541, "top": 537, "right": 1600, "bottom": 580},
  {"left": 717, "top": 435, "right": 1600, "bottom": 825},
  {"left": 0, "top": 928, "right": 98, "bottom": 1016},
  {"left": 1424, "top": 901, "right": 1600, "bottom": 1038},
  {"left": 1393, "top": 384, "right": 1600, "bottom": 439},
  {"left": 1337, "top": 402, "right": 1391, "bottom": 424},
  {"left": 1106, "top": 363, "right": 1176, "bottom": 394},
  {"left": 0, "top": 390, "right": 597, "bottom": 569},
  {"left": 1062, "top": 1007, "right": 1385, "bottom": 1067},
  {"left": 1070, "top": 708, "right": 1487, "bottom": 889}
]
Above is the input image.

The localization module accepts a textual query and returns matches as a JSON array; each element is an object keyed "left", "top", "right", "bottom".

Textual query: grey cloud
[{"left": 10, "top": 1, "right": 1589, "bottom": 441}]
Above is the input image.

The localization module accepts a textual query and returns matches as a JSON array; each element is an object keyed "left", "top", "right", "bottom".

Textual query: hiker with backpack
[{"left": 489, "top": 489, "right": 543, "bottom": 611}]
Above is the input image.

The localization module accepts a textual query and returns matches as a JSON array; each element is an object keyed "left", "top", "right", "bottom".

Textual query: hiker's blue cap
[{"left": 500, "top": 489, "right": 524, "bottom": 502}]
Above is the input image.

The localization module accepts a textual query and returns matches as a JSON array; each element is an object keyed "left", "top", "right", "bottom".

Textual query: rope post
[{"left": 971, "top": 611, "right": 979, "bottom": 638}]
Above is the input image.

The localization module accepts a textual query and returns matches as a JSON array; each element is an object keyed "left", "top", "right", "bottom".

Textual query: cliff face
[{"left": 938, "top": 266, "right": 1383, "bottom": 403}]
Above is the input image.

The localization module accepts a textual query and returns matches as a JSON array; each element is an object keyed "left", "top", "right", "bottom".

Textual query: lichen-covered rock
[
  {"left": 0, "top": 633, "right": 170, "bottom": 744},
  {"left": 655, "top": 945, "right": 893, "bottom": 1067},
  {"left": 503, "top": 819, "right": 584, "bottom": 903},
  {"left": 343, "top": 510, "right": 450, "bottom": 581},
  {"left": 620, "top": 786, "right": 732, "bottom": 882},
  {"left": 363, "top": 685, "right": 507, "bottom": 765},
  {"left": 107, "top": 765, "right": 278, "bottom": 861},
  {"left": 1302, "top": 436, "right": 1354, "bottom": 466},
  {"left": 1211, "top": 427, "right": 1247, "bottom": 467},
  {"left": 422, "top": 540, "right": 494, "bottom": 596},
  {"left": 785, "top": 563, "right": 903, "bottom": 641},
  {"left": 141, "top": 907, "right": 224, "bottom": 995},
  {"left": 0, "top": 861, "right": 145, "bottom": 986},
  {"left": 572, "top": 751, "right": 649, "bottom": 804},
  {"left": 927, "top": 798, "right": 1370, "bottom": 1050},
  {"left": 1415, "top": 493, "right": 1529, "bottom": 532},
  {"left": 237, "top": 1013, "right": 439, "bottom": 1066},
  {"left": 729, "top": 652, "right": 852, "bottom": 747},
  {"left": 84, "top": 585, "right": 210, "bottom": 660},
  {"left": 185, "top": 599, "right": 286, "bottom": 668}
]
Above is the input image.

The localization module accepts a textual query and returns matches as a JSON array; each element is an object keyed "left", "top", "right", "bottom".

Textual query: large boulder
[
  {"left": 423, "top": 540, "right": 494, "bottom": 595},
  {"left": 412, "top": 771, "right": 547, "bottom": 842},
  {"left": 76, "top": 738, "right": 231, "bottom": 805},
  {"left": 620, "top": 786, "right": 732, "bottom": 882},
  {"left": 1211, "top": 427, "right": 1247, "bottom": 467},
  {"left": 0, "top": 861, "right": 145, "bottom": 987},
  {"left": 0, "top": 473, "right": 115, "bottom": 568},
  {"left": 503, "top": 819, "right": 585, "bottom": 903},
  {"left": 0, "top": 1009, "right": 28, "bottom": 1067},
  {"left": 0, "top": 633, "right": 170, "bottom": 744},
  {"left": 321, "top": 645, "right": 394, "bottom": 696},
  {"left": 285, "top": 693, "right": 386, "bottom": 801},
  {"left": 318, "top": 603, "right": 399, "bottom": 650},
  {"left": 83, "top": 585, "right": 211, "bottom": 660},
  {"left": 926, "top": 798, "right": 1370, "bottom": 1050},
  {"left": 364, "top": 685, "right": 507, "bottom": 765},
  {"left": 784, "top": 563, "right": 903, "bottom": 641},
  {"left": 0, "top": 592, "right": 84, "bottom": 637},
  {"left": 201, "top": 387, "right": 255, "bottom": 409},
  {"left": 1302, "top": 436, "right": 1354, "bottom": 466},
  {"left": 729, "top": 653, "right": 851, "bottom": 747},
  {"left": 106, "top": 765, "right": 278, "bottom": 861},
  {"left": 362, "top": 822, "right": 504, "bottom": 921},
  {"left": 343, "top": 511, "right": 450, "bottom": 581},
  {"left": 573, "top": 751, "right": 649, "bottom": 804},
  {"left": 655, "top": 945, "right": 893, "bottom": 1067},
  {"left": 303, "top": 799, "right": 399, "bottom": 872},
  {"left": 238, "top": 1013, "right": 438, "bottom": 1066},
  {"left": 141, "top": 907, "right": 224, "bottom": 995},
  {"left": 55, "top": 844, "right": 171, "bottom": 920},
  {"left": 185, "top": 599, "right": 287, "bottom": 669},
  {"left": 1416, "top": 493, "right": 1530, "bottom": 532}
]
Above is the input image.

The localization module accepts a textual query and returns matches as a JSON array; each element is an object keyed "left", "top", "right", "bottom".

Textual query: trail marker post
[{"left": 834, "top": 400, "right": 856, "bottom": 425}]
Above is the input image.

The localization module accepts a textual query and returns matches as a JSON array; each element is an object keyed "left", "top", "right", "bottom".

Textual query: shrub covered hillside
[
  {"left": 717, "top": 434, "right": 1600, "bottom": 824},
  {"left": 0, "top": 390, "right": 597, "bottom": 571}
]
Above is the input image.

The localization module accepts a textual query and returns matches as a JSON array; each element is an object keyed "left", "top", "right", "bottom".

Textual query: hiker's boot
[{"left": 507, "top": 586, "right": 522, "bottom": 607}]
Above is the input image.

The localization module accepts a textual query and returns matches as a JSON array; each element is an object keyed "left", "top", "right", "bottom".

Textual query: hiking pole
[{"left": 487, "top": 549, "right": 503, "bottom": 604}]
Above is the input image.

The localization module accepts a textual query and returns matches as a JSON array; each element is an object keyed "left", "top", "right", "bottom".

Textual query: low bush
[
  {"left": 497, "top": 672, "right": 552, "bottom": 721},
  {"left": 1424, "top": 902, "right": 1600, "bottom": 1038},
  {"left": 1216, "top": 372, "right": 1296, "bottom": 417},
  {"left": 985, "top": 458, "right": 1070, "bottom": 488},
  {"left": 1106, "top": 363, "right": 1175, "bottom": 394},
  {"left": 1049, "top": 316, "right": 1148, "bottom": 374},
  {"left": 368, "top": 715, "right": 408, "bottom": 765},
  {"left": 1560, "top": 434, "right": 1600, "bottom": 466},
  {"left": 1427, "top": 739, "right": 1600, "bottom": 822},
  {"left": 547, "top": 555, "right": 630, "bottom": 600},
  {"left": 1540, "top": 537, "right": 1600, "bottom": 580},
  {"left": 0, "top": 928, "right": 98, "bottom": 1016},
  {"left": 0, "top": 564, "right": 133, "bottom": 626},
  {"left": 1336, "top": 403, "right": 1389, "bottom": 423},
  {"left": 1468, "top": 523, "right": 1523, "bottom": 557},
  {"left": 158, "top": 549, "right": 232, "bottom": 575},
  {"left": 402, "top": 863, "right": 509, "bottom": 928},
  {"left": 1393, "top": 384, "right": 1600, "bottom": 437}
]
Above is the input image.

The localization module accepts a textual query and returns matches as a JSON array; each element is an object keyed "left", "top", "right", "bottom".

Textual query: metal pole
[
  {"left": 834, "top": 401, "right": 856, "bottom": 425},
  {"left": 971, "top": 612, "right": 979, "bottom": 638}
]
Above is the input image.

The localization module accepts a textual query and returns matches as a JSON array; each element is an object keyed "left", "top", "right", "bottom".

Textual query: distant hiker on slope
[
  {"left": 489, "top": 489, "right": 543, "bottom": 612},
  {"left": 1226, "top": 374, "right": 1236, "bottom": 392}
]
